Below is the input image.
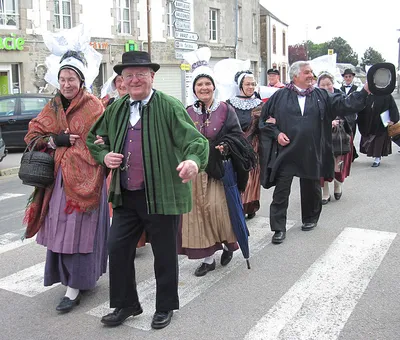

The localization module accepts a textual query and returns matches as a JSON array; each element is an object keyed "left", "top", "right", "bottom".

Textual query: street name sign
[
  {"left": 174, "top": 40, "right": 198, "bottom": 50},
  {"left": 174, "top": 30, "right": 198, "bottom": 41},
  {"left": 174, "top": 10, "right": 191, "bottom": 21},
  {"left": 174, "top": 19, "right": 191, "bottom": 31},
  {"left": 174, "top": 1, "right": 190, "bottom": 11}
]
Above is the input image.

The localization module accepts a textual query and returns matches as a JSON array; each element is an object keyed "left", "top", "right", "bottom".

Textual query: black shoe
[
  {"left": 272, "top": 231, "right": 286, "bottom": 244},
  {"left": 151, "top": 310, "right": 173, "bottom": 329},
  {"left": 220, "top": 249, "right": 233, "bottom": 266},
  {"left": 321, "top": 196, "right": 331, "bottom": 205},
  {"left": 101, "top": 305, "right": 143, "bottom": 326},
  {"left": 371, "top": 162, "right": 380, "bottom": 167},
  {"left": 247, "top": 212, "right": 256, "bottom": 219},
  {"left": 194, "top": 260, "right": 216, "bottom": 277},
  {"left": 301, "top": 222, "right": 317, "bottom": 231},
  {"left": 56, "top": 293, "right": 81, "bottom": 312},
  {"left": 334, "top": 192, "right": 342, "bottom": 200}
]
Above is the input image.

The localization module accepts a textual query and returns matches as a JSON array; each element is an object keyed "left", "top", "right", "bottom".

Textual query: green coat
[{"left": 87, "top": 91, "right": 209, "bottom": 215}]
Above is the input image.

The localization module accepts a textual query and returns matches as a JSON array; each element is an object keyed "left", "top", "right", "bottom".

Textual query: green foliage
[
  {"left": 360, "top": 47, "right": 386, "bottom": 70},
  {"left": 326, "top": 37, "right": 358, "bottom": 66}
]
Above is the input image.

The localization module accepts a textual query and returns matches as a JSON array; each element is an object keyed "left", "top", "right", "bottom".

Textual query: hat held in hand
[{"left": 367, "top": 62, "right": 396, "bottom": 96}]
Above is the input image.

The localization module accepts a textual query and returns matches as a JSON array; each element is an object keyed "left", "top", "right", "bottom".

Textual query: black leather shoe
[
  {"left": 334, "top": 192, "right": 342, "bottom": 200},
  {"left": 56, "top": 293, "right": 81, "bottom": 312},
  {"left": 247, "top": 212, "right": 256, "bottom": 219},
  {"left": 194, "top": 260, "right": 216, "bottom": 277},
  {"left": 321, "top": 196, "right": 331, "bottom": 205},
  {"left": 151, "top": 310, "right": 173, "bottom": 329},
  {"left": 272, "top": 231, "right": 286, "bottom": 244},
  {"left": 371, "top": 162, "right": 380, "bottom": 167},
  {"left": 301, "top": 222, "right": 317, "bottom": 231},
  {"left": 101, "top": 305, "right": 143, "bottom": 326},
  {"left": 220, "top": 249, "right": 233, "bottom": 266}
]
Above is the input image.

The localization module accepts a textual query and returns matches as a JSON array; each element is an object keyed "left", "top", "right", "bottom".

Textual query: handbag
[
  {"left": 388, "top": 121, "right": 400, "bottom": 137},
  {"left": 331, "top": 122, "right": 351, "bottom": 156},
  {"left": 18, "top": 135, "right": 55, "bottom": 188}
]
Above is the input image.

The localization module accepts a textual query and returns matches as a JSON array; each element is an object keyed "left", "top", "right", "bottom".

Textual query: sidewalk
[{"left": 0, "top": 152, "right": 21, "bottom": 176}]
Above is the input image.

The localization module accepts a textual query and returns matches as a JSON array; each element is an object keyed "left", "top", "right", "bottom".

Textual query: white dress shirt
[
  {"left": 294, "top": 84, "right": 306, "bottom": 116},
  {"left": 129, "top": 89, "right": 154, "bottom": 126}
]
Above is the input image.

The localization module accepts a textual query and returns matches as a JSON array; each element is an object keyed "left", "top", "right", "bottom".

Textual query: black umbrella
[{"left": 221, "top": 158, "right": 251, "bottom": 269}]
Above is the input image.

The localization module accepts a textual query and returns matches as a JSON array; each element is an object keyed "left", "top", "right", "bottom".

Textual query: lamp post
[
  {"left": 305, "top": 25, "right": 322, "bottom": 60},
  {"left": 398, "top": 34, "right": 400, "bottom": 94}
]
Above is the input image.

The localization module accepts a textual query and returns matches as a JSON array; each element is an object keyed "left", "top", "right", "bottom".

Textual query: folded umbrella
[{"left": 221, "top": 158, "right": 250, "bottom": 269}]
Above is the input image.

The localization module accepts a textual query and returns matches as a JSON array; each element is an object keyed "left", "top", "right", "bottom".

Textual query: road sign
[
  {"left": 174, "top": 19, "right": 191, "bottom": 31},
  {"left": 328, "top": 49, "right": 334, "bottom": 55},
  {"left": 174, "top": 30, "right": 198, "bottom": 41},
  {"left": 174, "top": 10, "right": 190, "bottom": 21},
  {"left": 180, "top": 63, "right": 191, "bottom": 71},
  {"left": 174, "top": 40, "right": 198, "bottom": 50},
  {"left": 175, "top": 50, "right": 186, "bottom": 60},
  {"left": 174, "top": 1, "right": 190, "bottom": 11}
]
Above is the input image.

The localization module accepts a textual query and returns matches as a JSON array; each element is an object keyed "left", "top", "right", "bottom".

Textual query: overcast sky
[{"left": 260, "top": 0, "right": 400, "bottom": 65}]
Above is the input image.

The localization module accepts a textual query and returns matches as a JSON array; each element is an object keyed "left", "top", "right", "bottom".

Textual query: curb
[{"left": 0, "top": 166, "right": 20, "bottom": 177}]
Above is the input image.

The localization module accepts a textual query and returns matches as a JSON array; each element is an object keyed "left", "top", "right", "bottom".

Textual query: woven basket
[
  {"left": 18, "top": 135, "right": 54, "bottom": 188},
  {"left": 388, "top": 121, "right": 400, "bottom": 137}
]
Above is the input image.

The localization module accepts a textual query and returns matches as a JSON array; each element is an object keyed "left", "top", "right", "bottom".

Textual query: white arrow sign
[
  {"left": 174, "top": 10, "right": 190, "bottom": 21},
  {"left": 174, "top": 30, "right": 198, "bottom": 41},
  {"left": 174, "top": 1, "right": 190, "bottom": 11},
  {"left": 174, "top": 40, "right": 198, "bottom": 50},
  {"left": 174, "top": 19, "right": 191, "bottom": 31}
]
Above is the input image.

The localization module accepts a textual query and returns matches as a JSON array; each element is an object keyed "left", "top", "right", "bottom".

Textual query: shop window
[
  {"left": 272, "top": 26, "right": 276, "bottom": 54},
  {"left": 117, "top": 0, "right": 131, "bottom": 34},
  {"left": 11, "top": 63, "right": 20, "bottom": 94},
  {"left": 54, "top": 0, "right": 72, "bottom": 29},
  {"left": 0, "top": 0, "right": 19, "bottom": 28}
]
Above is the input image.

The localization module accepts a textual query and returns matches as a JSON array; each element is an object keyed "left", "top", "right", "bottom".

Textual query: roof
[{"left": 259, "top": 4, "right": 288, "bottom": 27}]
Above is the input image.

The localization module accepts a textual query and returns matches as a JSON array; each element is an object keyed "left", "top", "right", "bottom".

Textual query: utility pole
[
  {"left": 398, "top": 37, "right": 400, "bottom": 94},
  {"left": 147, "top": 0, "right": 152, "bottom": 56}
]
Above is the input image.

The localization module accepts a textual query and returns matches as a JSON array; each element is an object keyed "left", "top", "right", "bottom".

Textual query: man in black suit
[{"left": 340, "top": 68, "right": 359, "bottom": 161}]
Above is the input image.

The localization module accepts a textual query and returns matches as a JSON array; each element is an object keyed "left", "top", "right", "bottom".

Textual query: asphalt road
[{"left": 0, "top": 93, "right": 399, "bottom": 339}]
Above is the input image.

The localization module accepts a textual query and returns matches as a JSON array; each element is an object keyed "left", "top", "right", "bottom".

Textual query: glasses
[{"left": 123, "top": 72, "right": 150, "bottom": 81}]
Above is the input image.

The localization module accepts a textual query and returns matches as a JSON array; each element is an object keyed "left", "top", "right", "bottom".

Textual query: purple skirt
[{"left": 38, "top": 172, "right": 109, "bottom": 290}]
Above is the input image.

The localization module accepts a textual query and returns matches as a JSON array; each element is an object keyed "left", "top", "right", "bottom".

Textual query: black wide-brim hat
[
  {"left": 341, "top": 68, "right": 355, "bottom": 77},
  {"left": 114, "top": 51, "right": 160, "bottom": 75},
  {"left": 367, "top": 62, "right": 396, "bottom": 96}
]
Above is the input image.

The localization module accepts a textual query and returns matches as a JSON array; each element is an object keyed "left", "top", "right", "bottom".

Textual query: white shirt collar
[{"left": 129, "top": 89, "right": 154, "bottom": 106}]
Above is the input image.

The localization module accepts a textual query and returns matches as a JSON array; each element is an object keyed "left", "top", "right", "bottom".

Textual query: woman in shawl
[
  {"left": 227, "top": 70, "right": 263, "bottom": 219},
  {"left": 23, "top": 50, "right": 109, "bottom": 313},
  {"left": 317, "top": 72, "right": 354, "bottom": 204},
  {"left": 177, "top": 62, "right": 256, "bottom": 277}
]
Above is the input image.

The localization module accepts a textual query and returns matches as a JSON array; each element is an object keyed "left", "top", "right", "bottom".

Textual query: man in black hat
[
  {"left": 87, "top": 51, "right": 209, "bottom": 329},
  {"left": 340, "top": 68, "right": 359, "bottom": 161},
  {"left": 267, "top": 68, "right": 285, "bottom": 88}
]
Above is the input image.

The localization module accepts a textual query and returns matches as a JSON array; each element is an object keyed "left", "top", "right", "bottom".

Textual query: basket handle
[{"left": 23, "top": 135, "right": 53, "bottom": 161}]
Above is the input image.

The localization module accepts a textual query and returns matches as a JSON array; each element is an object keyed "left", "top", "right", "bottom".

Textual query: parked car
[
  {"left": 0, "top": 125, "right": 7, "bottom": 162},
  {"left": 0, "top": 94, "right": 52, "bottom": 149}
]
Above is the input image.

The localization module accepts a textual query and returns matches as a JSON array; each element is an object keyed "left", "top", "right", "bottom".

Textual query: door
[{"left": 0, "top": 72, "right": 9, "bottom": 95}]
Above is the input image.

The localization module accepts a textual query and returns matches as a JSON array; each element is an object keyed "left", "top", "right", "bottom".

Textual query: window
[
  {"left": 54, "top": 0, "right": 71, "bottom": 29},
  {"left": 272, "top": 26, "right": 276, "bottom": 54},
  {"left": 117, "top": 0, "right": 131, "bottom": 34},
  {"left": 166, "top": 1, "right": 175, "bottom": 38},
  {"left": 209, "top": 8, "right": 218, "bottom": 42},
  {"left": 92, "top": 63, "right": 106, "bottom": 97},
  {"left": 282, "top": 31, "right": 286, "bottom": 55},
  {"left": 20, "top": 97, "right": 50, "bottom": 115},
  {"left": 282, "top": 66, "right": 287, "bottom": 83},
  {"left": 0, "top": 0, "right": 19, "bottom": 28},
  {"left": 0, "top": 98, "right": 15, "bottom": 116},
  {"left": 252, "top": 13, "right": 257, "bottom": 43}
]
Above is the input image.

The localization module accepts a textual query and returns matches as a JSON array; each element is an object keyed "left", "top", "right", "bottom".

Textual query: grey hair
[
  {"left": 289, "top": 61, "right": 310, "bottom": 81},
  {"left": 317, "top": 72, "right": 334, "bottom": 86}
]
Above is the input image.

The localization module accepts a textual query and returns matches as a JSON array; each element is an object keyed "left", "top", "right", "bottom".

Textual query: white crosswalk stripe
[
  {"left": 244, "top": 227, "right": 396, "bottom": 340},
  {"left": 86, "top": 217, "right": 296, "bottom": 330},
  {"left": 0, "top": 231, "right": 35, "bottom": 255},
  {"left": 0, "top": 193, "right": 25, "bottom": 201}
]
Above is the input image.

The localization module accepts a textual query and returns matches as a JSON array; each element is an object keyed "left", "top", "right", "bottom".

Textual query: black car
[
  {"left": 0, "top": 125, "right": 7, "bottom": 162},
  {"left": 0, "top": 94, "right": 52, "bottom": 149}
]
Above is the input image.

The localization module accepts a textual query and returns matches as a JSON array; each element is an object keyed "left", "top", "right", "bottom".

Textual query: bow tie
[
  {"left": 345, "top": 85, "right": 352, "bottom": 88},
  {"left": 131, "top": 100, "right": 142, "bottom": 106}
]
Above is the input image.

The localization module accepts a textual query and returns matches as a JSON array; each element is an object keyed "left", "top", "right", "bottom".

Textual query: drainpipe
[
  {"left": 235, "top": 0, "right": 238, "bottom": 58},
  {"left": 147, "top": 0, "right": 152, "bottom": 56}
]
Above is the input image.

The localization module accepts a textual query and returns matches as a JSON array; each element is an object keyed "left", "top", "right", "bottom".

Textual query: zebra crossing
[{"left": 0, "top": 191, "right": 397, "bottom": 338}]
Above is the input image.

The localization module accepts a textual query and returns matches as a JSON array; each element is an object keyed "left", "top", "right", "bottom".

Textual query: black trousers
[
  {"left": 108, "top": 189, "right": 179, "bottom": 312},
  {"left": 269, "top": 172, "right": 322, "bottom": 232}
]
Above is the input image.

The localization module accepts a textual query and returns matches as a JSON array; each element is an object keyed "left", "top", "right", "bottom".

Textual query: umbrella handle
[{"left": 246, "top": 259, "right": 251, "bottom": 269}]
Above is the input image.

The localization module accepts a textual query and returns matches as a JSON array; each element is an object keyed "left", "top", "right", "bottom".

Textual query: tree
[
  {"left": 326, "top": 37, "right": 358, "bottom": 66},
  {"left": 307, "top": 41, "right": 328, "bottom": 60},
  {"left": 360, "top": 47, "right": 386, "bottom": 70},
  {"left": 288, "top": 44, "right": 307, "bottom": 64}
]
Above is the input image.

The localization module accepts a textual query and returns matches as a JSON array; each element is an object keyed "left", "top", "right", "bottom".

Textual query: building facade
[
  {"left": 259, "top": 6, "right": 289, "bottom": 85},
  {"left": 0, "top": 0, "right": 263, "bottom": 104}
]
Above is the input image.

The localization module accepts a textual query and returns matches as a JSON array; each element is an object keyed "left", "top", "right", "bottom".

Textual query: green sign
[
  {"left": 0, "top": 33, "right": 25, "bottom": 51},
  {"left": 125, "top": 40, "right": 138, "bottom": 52},
  {"left": 0, "top": 76, "right": 9, "bottom": 95}
]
